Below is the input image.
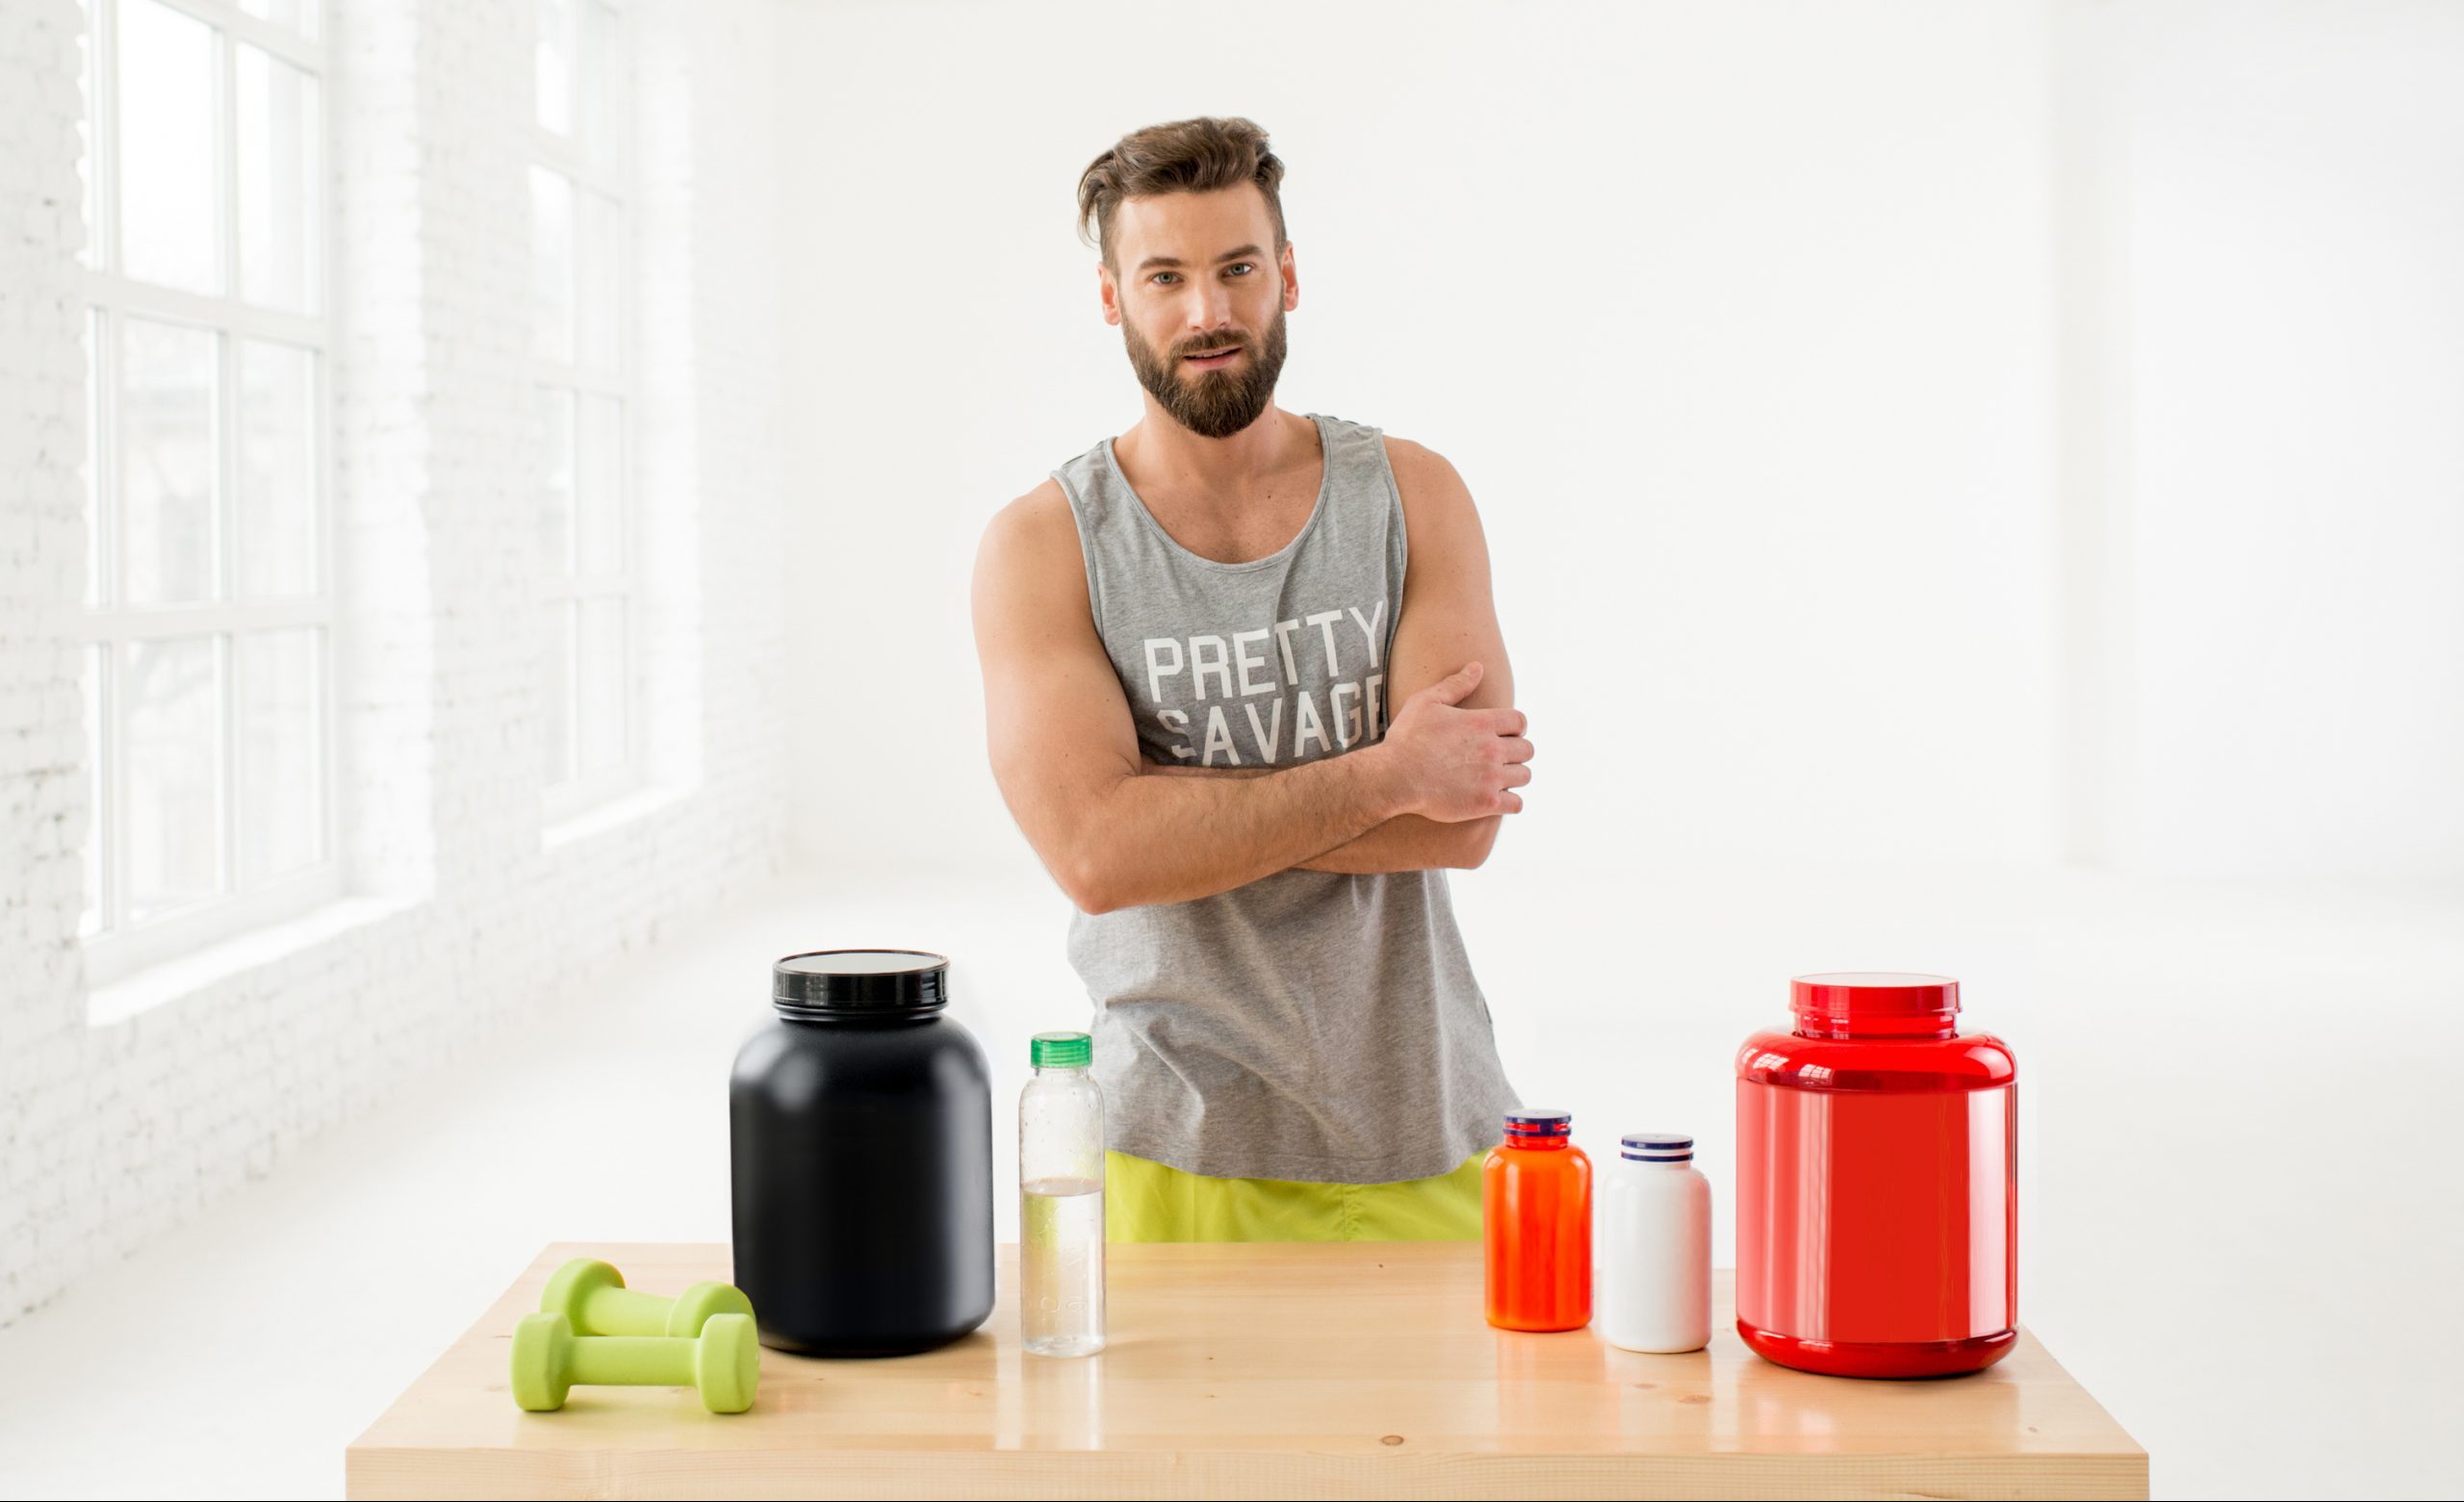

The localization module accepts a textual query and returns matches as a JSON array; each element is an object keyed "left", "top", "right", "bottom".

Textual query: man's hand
[
  {"left": 1147, "top": 442, "right": 1536, "bottom": 877},
  {"left": 1287, "top": 438, "right": 1527, "bottom": 873},
  {"left": 1379, "top": 660, "right": 1533, "bottom": 822}
]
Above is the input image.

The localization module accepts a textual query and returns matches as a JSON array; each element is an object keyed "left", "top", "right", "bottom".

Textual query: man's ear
[
  {"left": 1279, "top": 241, "right": 1299, "bottom": 313},
  {"left": 1099, "top": 262, "right": 1121, "bottom": 327}
]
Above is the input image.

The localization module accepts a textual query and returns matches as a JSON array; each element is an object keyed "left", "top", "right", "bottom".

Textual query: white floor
[{"left": 2, "top": 858, "right": 2459, "bottom": 1499}]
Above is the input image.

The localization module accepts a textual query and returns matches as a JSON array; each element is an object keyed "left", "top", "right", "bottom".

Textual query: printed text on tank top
[{"left": 1101, "top": 421, "right": 1384, "bottom": 768}]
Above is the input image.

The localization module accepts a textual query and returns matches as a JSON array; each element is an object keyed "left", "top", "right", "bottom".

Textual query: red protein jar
[{"left": 1734, "top": 973, "right": 2016, "bottom": 1378}]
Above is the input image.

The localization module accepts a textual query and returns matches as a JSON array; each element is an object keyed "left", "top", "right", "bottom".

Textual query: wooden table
[{"left": 347, "top": 1241, "right": 2146, "bottom": 1499}]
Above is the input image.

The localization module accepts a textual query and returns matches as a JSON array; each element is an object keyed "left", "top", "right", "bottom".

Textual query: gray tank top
[{"left": 1051, "top": 412, "right": 1519, "bottom": 1184}]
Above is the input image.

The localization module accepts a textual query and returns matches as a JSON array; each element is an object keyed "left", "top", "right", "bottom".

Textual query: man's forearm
[
  {"left": 1072, "top": 751, "right": 1408, "bottom": 911},
  {"left": 1147, "top": 764, "right": 1495, "bottom": 875},
  {"left": 1297, "top": 813, "right": 1496, "bottom": 874}
]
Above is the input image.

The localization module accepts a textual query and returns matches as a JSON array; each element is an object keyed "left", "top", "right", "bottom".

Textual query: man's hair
[{"left": 1076, "top": 116, "right": 1287, "bottom": 270}]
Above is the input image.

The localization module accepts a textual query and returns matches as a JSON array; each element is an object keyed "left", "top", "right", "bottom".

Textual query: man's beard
[{"left": 1123, "top": 308, "right": 1289, "bottom": 440}]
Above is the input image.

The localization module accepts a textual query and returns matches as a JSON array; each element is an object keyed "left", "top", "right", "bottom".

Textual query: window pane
[
  {"left": 539, "top": 385, "right": 574, "bottom": 575},
  {"left": 542, "top": 603, "right": 574, "bottom": 783},
  {"left": 82, "top": 645, "right": 107, "bottom": 937},
  {"left": 238, "top": 0, "right": 316, "bottom": 38},
  {"left": 237, "top": 45, "right": 321, "bottom": 315},
  {"left": 239, "top": 339, "right": 317, "bottom": 597},
  {"left": 121, "top": 318, "right": 218, "bottom": 607},
  {"left": 86, "top": 309, "right": 106, "bottom": 606},
  {"left": 117, "top": 0, "right": 219, "bottom": 293},
  {"left": 536, "top": 0, "right": 573, "bottom": 135},
  {"left": 575, "top": 392, "right": 621, "bottom": 578},
  {"left": 531, "top": 166, "right": 574, "bottom": 364},
  {"left": 579, "top": 0, "right": 626, "bottom": 168},
  {"left": 237, "top": 628, "right": 321, "bottom": 883},
  {"left": 125, "top": 634, "right": 221, "bottom": 921},
  {"left": 577, "top": 596, "right": 625, "bottom": 775},
  {"left": 577, "top": 190, "right": 622, "bottom": 375}
]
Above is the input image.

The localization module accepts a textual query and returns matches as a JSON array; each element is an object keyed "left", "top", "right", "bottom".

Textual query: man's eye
[
  {"left": 1226, "top": 263, "right": 1254, "bottom": 276},
  {"left": 1151, "top": 272, "right": 1178, "bottom": 286}
]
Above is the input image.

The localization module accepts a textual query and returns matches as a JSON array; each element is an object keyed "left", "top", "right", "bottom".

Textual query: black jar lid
[{"left": 773, "top": 949, "right": 950, "bottom": 1015}]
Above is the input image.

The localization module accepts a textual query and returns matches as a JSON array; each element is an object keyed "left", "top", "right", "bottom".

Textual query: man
[{"left": 970, "top": 116, "right": 1532, "bottom": 1242}]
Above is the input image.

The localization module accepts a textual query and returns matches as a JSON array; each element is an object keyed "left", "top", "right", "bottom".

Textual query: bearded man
[{"left": 970, "top": 116, "right": 1535, "bottom": 1242}]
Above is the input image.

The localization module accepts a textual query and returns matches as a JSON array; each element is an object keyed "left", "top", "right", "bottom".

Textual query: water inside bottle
[{"left": 1021, "top": 1175, "right": 1105, "bottom": 1357}]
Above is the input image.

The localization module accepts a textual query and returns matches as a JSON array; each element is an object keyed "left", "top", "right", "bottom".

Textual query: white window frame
[
  {"left": 533, "top": 0, "right": 642, "bottom": 826},
  {"left": 79, "top": 0, "right": 342, "bottom": 988}
]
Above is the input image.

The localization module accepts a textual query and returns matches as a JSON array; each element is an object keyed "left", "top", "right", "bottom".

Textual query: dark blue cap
[{"left": 1621, "top": 1131, "right": 1694, "bottom": 1161}]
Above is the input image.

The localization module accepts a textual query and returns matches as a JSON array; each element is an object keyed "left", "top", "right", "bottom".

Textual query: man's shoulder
[
  {"left": 1375, "top": 433, "right": 1477, "bottom": 525},
  {"left": 973, "top": 477, "right": 1095, "bottom": 630},
  {"left": 983, "top": 477, "right": 1076, "bottom": 556}
]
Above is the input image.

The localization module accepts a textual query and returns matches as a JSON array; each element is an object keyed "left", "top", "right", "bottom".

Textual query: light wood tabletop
[{"left": 346, "top": 1240, "right": 2146, "bottom": 1500}]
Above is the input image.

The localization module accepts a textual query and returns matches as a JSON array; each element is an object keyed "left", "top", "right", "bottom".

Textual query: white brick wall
[{"left": 0, "top": 0, "right": 790, "bottom": 1322}]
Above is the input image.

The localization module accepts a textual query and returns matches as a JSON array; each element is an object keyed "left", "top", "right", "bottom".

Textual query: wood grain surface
[{"left": 346, "top": 1241, "right": 2145, "bottom": 1499}]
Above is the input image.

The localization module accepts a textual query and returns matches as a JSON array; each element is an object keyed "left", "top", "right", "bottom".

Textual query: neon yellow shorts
[{"left": 1103, "top": 1149, "right": 1485, "bottom": 1243}]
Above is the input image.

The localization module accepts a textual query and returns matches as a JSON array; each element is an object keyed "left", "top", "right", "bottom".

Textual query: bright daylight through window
[
  {"left": 533, "top": 0, "right": 638, "bottom": 819},
  {"left": 77, "top": 0, "right": 333, "bottom": 983}
]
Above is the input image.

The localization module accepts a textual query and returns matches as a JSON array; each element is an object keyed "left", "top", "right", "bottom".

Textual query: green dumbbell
[
  {"left": 540, "top": 1258, "right": 754, "bottom": 1337},
  {"left": 510, "top": 1310, "right": 760, "bottom": 1413}
]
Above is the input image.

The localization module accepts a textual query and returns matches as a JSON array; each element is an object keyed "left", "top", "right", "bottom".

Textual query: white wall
[
  {"left": 780, "top": 0, "right": 2464, "bottom": 888},
  {"left": 0, "top": 0, "right": 792, "bottom": 1322},
  {"left": 778, "top": 0, "right": 2067, "bottom": 887},
  {"left": 2089, "top": 0, "right": 2464, "bottom": 877}
]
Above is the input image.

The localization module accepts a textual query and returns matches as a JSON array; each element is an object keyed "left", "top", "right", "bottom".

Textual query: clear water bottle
[{"left": 1019, "top": 1031, "right": 1105, "bottom": 1357}]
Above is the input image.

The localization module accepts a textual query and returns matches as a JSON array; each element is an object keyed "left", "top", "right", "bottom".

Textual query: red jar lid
[{"left": 1791, "top": 972, "right": 1960, "bottom": 1027}]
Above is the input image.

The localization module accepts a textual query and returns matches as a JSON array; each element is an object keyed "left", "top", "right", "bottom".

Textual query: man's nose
[{"left": 1185, "top": 285, "right": 1234, "bottom": 334}]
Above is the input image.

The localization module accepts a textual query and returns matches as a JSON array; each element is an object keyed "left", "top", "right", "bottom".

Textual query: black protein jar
[{"left": 730, "top": 949, "right": 994, "bottom": 1356}]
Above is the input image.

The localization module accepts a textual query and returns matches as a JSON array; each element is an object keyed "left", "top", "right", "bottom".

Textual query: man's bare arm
[
  {"left": 1145, "top": 765, "right": 1494, "bottom": 874},
  {"left": 1302, "top": 439, "right": 1526, "bottom": 874},
  {"left": 971, "top": 482, "right": 1521, "bottom": 913}
]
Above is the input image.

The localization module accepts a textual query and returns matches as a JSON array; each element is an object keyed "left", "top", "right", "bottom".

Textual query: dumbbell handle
[
  {"left": 576, "top": 1285, "right": 680, "bottom": 1336},
  {"left": 542, "top": 1260, "right": 753, "bottom": 1337},
  {"left": 564, "top": 1334, "right": 699, "bottom": 1390}
]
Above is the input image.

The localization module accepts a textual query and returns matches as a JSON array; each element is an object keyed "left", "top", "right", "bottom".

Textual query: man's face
[{"left": 1102, "top": 186, "right": 1297, "bottom": 440}]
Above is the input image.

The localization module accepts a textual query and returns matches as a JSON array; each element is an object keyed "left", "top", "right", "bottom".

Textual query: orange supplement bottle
[{"left": 1483, "top": 1108, "right": 1593, "bottom": 1331}]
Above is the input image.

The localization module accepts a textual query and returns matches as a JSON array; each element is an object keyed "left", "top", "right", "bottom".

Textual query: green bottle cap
[{"left": 1030, "top": 1031, "right": 1091, "bottom": 1068}]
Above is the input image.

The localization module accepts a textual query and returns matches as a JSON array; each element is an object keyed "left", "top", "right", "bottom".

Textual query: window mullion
[
  {"left": 90, "top": 598, "right": 327, "bottom": 639},
  {"left": 95, "top": 647, "right": 116, "bottom": 935},
  {"left": 219, "top": 629, "right": 238, "bottom": 898},
  {"left": 89, "top": 270, "right": 326, "bottom": 348},
  {"left": 92, "top": 297, "right": 120, "bottom": 931},
  {"left": 108, "top": 642, "right": 130, "bottom": 935},
  {"left": 218, "top": 326, "right": 239, "bottom": 616},
  {"left": 530, "top": 134, "right": 620, "bottom": 199},
  {"left": 150, "top": 0, "right": 316, "bottom": 65},
  {"left": 93, "top": 306, "right": 117, "bottom": 610},
  {"left": 220, "top": 356, "right": 239, "bottom": 904}
]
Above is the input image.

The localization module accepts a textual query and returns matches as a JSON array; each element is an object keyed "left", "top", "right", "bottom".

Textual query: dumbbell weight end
[{"left": 510, "top": 1311, "right": 578, "bottom": 1412}]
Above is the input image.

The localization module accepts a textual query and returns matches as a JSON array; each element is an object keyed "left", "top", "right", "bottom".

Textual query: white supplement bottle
[{"left": 1599, "top": 1131, "right": 1711, "bottom": 1353}]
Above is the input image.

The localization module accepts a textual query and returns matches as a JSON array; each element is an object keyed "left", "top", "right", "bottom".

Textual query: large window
[
  {"left": 532, "top": 0, "right": 637, "bottom": 818},
  {"left": 78, "top": 0, "right": 335, "bottom": 982}
]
